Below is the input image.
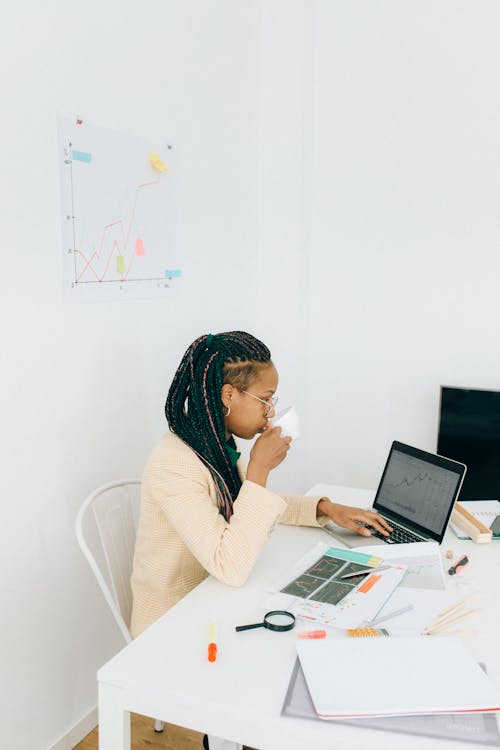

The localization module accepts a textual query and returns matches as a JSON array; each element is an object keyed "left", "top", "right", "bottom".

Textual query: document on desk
[
  {"left": 354, "top": 541, "right": 446, "bottom": 590},
  {"left": 282, "top": 657, "right": 500, "bottom": 746},
  {"left": 296, "top": 638, "right": 500, "bottom": 719},
  {"left": 264, "top": 542, "right": 407, "bottom": 628}
]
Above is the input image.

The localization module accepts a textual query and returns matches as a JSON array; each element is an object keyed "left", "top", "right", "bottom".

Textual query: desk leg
[
  {"left": 98, "top": 682, "right": 130, "bottom": 750},
  {"left": 206, "top": 735, "right": 242, "bottom": 750}
]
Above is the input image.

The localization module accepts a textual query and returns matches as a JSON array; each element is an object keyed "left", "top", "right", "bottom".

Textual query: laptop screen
[{"left": 373, "top": 442, "right": 466, "bottom": 541}]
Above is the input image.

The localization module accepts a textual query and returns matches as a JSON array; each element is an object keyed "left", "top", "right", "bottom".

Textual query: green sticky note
[{"left": 117, "top": 256, "right": 126, "bottom": 274}]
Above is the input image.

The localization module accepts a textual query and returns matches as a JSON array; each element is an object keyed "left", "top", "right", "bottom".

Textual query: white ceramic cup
[{"left": 272, "top": 406, "right": 300, "bottom": 440}]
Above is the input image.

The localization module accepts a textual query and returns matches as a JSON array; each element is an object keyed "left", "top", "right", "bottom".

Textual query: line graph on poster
[{"left": 58, "top": 116, "right": 180, "bottom": 302}]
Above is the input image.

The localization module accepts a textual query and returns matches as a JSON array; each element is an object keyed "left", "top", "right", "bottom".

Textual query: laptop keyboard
[{"left": 369, "top": 524, "right": 423, "bottom": 544}]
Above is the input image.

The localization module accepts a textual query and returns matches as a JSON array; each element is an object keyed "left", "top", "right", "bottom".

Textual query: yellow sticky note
[
  {"left": 117, "top": 256, "right": 126, "bottom": 274},
  {"left": 149, "top": 152, "right": 168, "bottom": 173}
]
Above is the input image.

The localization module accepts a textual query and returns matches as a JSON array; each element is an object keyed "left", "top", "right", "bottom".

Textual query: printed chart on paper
[{"left": 58, "top": 116, "right": 179, "bottom": 302}]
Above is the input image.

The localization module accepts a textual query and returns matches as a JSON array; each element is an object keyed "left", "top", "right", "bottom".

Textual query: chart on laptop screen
[{"left": 378, "top": 450, "right": 459, "bottom": 534}]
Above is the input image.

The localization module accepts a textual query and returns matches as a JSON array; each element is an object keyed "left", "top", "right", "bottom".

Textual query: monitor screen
[{"left": 437, "top": 386, "right": 500, "bottom": 501}]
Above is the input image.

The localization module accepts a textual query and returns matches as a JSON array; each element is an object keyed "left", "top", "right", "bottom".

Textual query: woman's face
[{"left": 222, "top": 363, "right": 279, "bottom": 440}]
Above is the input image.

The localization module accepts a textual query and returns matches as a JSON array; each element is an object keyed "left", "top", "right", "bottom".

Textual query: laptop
[{"left": 324, "top": 441, "right": 467, "bottom": 547}]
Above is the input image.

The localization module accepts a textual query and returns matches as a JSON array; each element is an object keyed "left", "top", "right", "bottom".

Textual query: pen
[
  {"left": 208, "top": 620, "right": 217, "bottom": 662},
  {"left": 369, "top": 604, "right": 415, "bottom": 626},
  {"left": 340, "top": 565, "right": 391, "bottom": 579},
  {"left": 448, "top": 555, "right": 469, "bottom": 575}
]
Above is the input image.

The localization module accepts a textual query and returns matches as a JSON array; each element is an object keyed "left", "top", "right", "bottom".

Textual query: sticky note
[
  {"left": 165, "top": 269, "right": 182, "bottom": 278},
  {"left": 357, "top": 575, "right": 381, "bottom": 594},
  {"left": 72, "top": 150, "right": 92, "bottom": 163},
  {"left": 325, "top": 548, "right": 382, "bottom": 567},
  {"left": 135, "top": 238, "right": 145, "bottom": 256},
  {"left": 116, "top": 256, "right": 126, "bottom": 274},
  {"left": 149, "top": 153, "right": 168, "bottom": 173}
]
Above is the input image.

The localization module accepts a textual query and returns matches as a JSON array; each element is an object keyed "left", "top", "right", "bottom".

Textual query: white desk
[{"left": 98, "top": 485, "right": 500, "bottom": 750}]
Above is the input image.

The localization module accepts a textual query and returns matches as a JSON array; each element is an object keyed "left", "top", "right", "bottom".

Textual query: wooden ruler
[{"left": 451, "top": 503, "right": 493, "bottom": 543}]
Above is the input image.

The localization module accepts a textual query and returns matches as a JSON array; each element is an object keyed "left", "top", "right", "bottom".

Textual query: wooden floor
[{"left": 75, "top": 714, "right": 204, "bottom": 750}]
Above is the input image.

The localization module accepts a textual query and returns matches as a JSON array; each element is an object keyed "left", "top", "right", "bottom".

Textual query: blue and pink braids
[{"left": 165, "top": 331, "right": 272, "bottom": 520}]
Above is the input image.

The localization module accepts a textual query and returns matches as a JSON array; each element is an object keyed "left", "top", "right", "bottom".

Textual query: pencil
[
  {"left": 424, "top": 608, "right": 480, "bottom": 635},
  {"left": 436, "top": 593, "right": 478, "bottom": 620}
]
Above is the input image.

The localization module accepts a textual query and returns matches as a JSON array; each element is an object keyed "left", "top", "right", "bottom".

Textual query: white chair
[{"left": 75, "top": 479, "right": 164, "bottom": 734}]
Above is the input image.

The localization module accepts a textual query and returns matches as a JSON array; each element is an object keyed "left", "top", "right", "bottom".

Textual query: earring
[{"left": 223, "top": 404, "right": 231, "bottom": 417}]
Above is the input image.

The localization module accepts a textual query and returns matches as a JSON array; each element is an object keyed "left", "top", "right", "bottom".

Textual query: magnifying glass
[{"left": 235, "top": 610, "right": 296, "bottom": 633}]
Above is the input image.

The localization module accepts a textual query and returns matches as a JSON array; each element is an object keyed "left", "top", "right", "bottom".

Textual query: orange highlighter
[{"left": 208, "top": 620, "right": 217, "bottom": 662}]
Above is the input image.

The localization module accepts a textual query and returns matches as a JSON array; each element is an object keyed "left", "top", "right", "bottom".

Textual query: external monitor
[{"left": 437, "top": 386, "right": 500, "bottom": 502}]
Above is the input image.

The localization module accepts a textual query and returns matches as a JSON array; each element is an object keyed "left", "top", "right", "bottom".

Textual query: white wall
[
  {"left": 0, "top": 2, "right": 261, "bottom": 748},
  {"left": 3, "top": 1, "right": 500, "bottom": 747},
  {"left": 255, "top": 0, "right": 500, "bottom": 493},
  {"left": 304, "top": 0, "right": 500, "bottom": 490},
  {"left": 253, "top": 0, "right": 317, "bottom": 493}
]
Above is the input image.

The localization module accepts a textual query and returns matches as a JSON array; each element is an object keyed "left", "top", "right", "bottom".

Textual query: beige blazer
[{"left": 130, "top": 432, "right": 328, "bottom": 638}]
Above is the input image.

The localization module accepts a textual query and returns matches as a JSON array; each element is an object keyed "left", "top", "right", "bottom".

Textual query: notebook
[
  {"left": 324, "top": 441, "right": 466, "bottom": 548},
  {"left": 296, "top": 637, "right": 500, "bottom": 719},
  {"left": 282, "top": 657, "right": 500, "bottom": 745}
]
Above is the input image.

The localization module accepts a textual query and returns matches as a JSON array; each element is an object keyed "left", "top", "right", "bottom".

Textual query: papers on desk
[
  {"left": 265, "top": 542, "right": 407, "bottom": 628},
  {"left": 282, "top": 657, "right": 500, "bottom": 746},
  {"left": 295, "top": 638, "right": 500, "bottom": 719},
  {"left": 354, "top": 541, "right": 446, "bottom": 590}
]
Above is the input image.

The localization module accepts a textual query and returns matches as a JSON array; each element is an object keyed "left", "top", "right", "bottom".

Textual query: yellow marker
[
  {"left": 208, "top": 620, "right": 217, "bottom": 662},
  {"left": 149, "top": 152, "right": 168, "bottom": 173}
]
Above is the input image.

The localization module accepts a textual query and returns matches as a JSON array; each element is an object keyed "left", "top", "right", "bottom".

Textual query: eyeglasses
[{"left": 242, "top": 390, "right": 278, "bottom": 417}]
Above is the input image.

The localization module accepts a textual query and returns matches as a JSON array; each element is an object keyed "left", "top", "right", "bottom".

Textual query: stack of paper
[
  {"left": 354, "top": 541, "right": 446, "bottom": 590},
  {"left": 296, "top": 638, "right": 500, "bottom": 719},
  {"left": 282, "top": 658, "right": 500, "bottom": 745}
]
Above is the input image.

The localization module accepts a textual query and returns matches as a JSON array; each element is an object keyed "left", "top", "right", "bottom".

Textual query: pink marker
[{"left": 297, "top": 630, "right": 326, "bottom": 640}]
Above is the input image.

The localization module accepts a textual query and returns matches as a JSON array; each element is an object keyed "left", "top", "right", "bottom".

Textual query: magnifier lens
[
  {"left": 235, "top": 610, "right": 295, "bottom": 633},
  {"left": 266, "top": 613, "right": 292, "bottom": 627},
  {"left": 263, "top": 610, "right": 295, "bottom": 631}
]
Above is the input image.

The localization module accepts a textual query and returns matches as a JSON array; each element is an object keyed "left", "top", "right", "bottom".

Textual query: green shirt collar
[{"left": 226, "top": 436, "right": 241, "bottom": 467}]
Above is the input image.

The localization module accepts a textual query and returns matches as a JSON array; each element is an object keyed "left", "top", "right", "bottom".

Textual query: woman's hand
[
  {"left": 246, "top": 426, "right": 291, "bottom": 487},
  {"left": 317, "top": 499, "right": 393, "bottom": 538}
]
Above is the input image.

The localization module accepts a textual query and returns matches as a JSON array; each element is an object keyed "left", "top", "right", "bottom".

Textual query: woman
[{"left": 130, "top": 331, "right": 390, "bottom": 638}]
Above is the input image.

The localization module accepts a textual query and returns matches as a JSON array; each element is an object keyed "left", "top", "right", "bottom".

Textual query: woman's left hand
[{"left": 317, "top": 499, "right": 392, "bottom": 538}]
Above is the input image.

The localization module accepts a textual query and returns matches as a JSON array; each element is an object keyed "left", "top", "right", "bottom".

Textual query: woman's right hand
[{"left": 246, "top": 426, "right": 291, "bottom": 486}]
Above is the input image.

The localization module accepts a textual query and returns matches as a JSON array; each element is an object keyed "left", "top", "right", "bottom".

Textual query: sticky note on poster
[
  {"left": 165, "top": 269, "right": 182, "bottom": 279},
  {"left": 149, "top": 153, "right": 168, "bottom": 173},
  {"left": 117, "top": 256, "right": 126, "bottom": 274},
  {"left": 72, "top": 150, "right": 92, "bottom": 163},
  {"left": 135, "top": 238, "right": 145, "bottom": 256}
]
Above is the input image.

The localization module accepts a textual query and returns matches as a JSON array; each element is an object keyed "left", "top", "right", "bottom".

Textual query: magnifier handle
[{"left": 235, "top": 623, "right": 264, "bottom": 632}]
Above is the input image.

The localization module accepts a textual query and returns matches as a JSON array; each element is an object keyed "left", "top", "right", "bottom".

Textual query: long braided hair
[{"left": 165, "top": 331, "right": 272, "bottom": 520}]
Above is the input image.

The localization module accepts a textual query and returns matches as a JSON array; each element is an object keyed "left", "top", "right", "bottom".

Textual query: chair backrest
[{"left": 75, "top": 479, "right": 141, "bottom": 644}]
